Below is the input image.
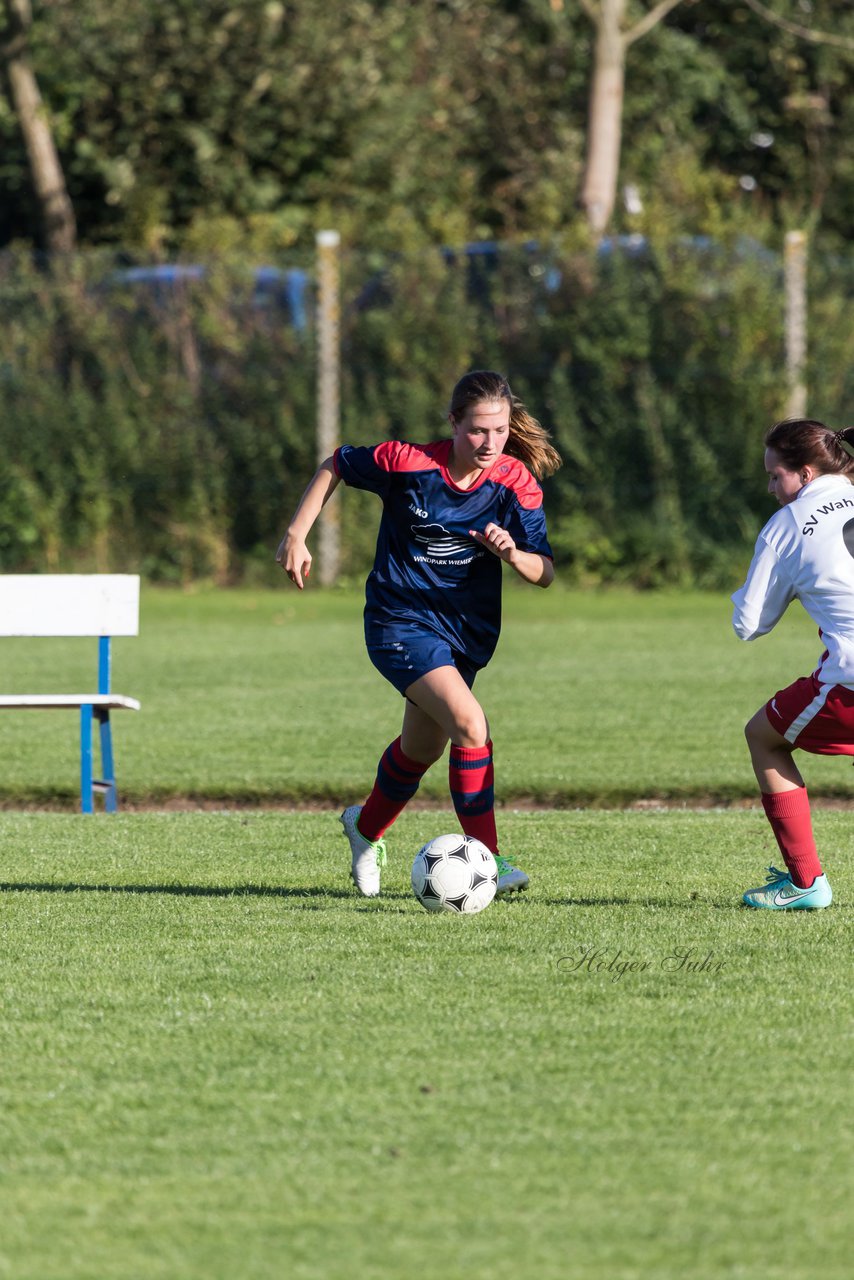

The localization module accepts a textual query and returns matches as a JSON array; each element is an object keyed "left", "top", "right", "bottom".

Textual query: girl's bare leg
[
  {"left": 744, "top": 708, "right": 804, "bottom": 793},
  {"left": 403, "top": 665, "right": 488, "bottom": 749}
]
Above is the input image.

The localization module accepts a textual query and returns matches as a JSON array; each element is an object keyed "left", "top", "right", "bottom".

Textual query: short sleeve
[
  {"left": 505, "top": 499, "right": 553, "bottom": 558},
  {"left": 334, "top": 444, "right": 391, "bottom": 497}
]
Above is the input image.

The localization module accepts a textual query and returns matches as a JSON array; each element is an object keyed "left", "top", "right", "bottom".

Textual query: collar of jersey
[
  {"left": 436, "top": 438, "right": 503, "bottom": 493},
  {"left": 793, "top": 474, "right": 854, "bottom": 502}
]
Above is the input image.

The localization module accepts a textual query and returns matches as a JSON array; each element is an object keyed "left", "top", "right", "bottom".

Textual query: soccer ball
[{"left": 411, "top": 834, "right": 498, "bottom": 914}]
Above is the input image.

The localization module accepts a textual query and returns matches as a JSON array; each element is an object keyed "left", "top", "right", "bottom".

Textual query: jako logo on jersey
[
  {"left": 409, "top": 503, "right": 429, "bottom": 518},
  {"left": 411, "top": 523, "right": 475, "bottom": 558}
]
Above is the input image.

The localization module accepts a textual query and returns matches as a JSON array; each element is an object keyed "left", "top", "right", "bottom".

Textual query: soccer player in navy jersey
[
  {"left": 277, "top": 370, "right": 562, "bottom": 897},
  {"left": 732, "top": 417, "right": 854, "bottom": 910}
]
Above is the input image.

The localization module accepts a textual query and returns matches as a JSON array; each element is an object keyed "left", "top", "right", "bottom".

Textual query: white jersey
[{"left": 732, "top": 473, "right": 854, "bottom": 688}]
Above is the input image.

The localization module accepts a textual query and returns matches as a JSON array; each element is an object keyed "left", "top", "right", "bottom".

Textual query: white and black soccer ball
[{"left": 411, "top": 834, "right": 498, "bottom": 914}]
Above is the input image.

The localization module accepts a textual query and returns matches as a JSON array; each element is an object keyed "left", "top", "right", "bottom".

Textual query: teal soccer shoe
[{"left": 743, "top": 866, "right": 833, "bottom": 910}]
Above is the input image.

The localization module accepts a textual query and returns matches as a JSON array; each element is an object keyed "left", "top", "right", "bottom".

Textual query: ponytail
[
  {"left": 833, "top": 427, "right": 854, "bottom": 461},
  {"left": 507, "top": 397, "right": 562, "bottom": 480}
]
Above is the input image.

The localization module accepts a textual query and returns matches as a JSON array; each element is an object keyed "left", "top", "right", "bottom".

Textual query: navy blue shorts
[{"left": 366, "top": 629, "right": 480, "bottom": 697}]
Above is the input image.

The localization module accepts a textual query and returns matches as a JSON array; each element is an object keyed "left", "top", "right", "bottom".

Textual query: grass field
[
  {"left": 1, "top": 587, "right": 852, "bottom": 1278},
  {"left": 2, "top": 584, "right": 853, "bottom": 806},
  {"left": 1, "top": 810, "right": 850, "bottom": 1280}
]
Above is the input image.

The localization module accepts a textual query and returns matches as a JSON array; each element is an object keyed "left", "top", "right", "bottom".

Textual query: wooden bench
[{"left": 0, "top": 575, "right": 141, "bottom": 813}]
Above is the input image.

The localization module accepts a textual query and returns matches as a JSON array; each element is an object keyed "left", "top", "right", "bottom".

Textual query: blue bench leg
[
  {"left": 97, "top": 709, "right": 118, "bottom": 813},
  {"left": 80, "top": 704, "right": 94, "bottom": 814}
]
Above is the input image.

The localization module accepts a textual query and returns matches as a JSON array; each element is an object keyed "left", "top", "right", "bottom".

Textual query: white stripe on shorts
[{"left": 783, "top": 684, "right": 832, "bottom": 744}]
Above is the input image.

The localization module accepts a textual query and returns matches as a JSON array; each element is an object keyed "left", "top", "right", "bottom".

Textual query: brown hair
[
  {"left": 765, "top": 417, "right": 854, "bottom": 476},
  {"left": 448, "top": 370, "right": 562, "bottom": 480}
]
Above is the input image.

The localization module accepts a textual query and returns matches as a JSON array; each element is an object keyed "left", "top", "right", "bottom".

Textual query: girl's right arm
[
  {"left": 276, "top": 456, "right": 340, "bottom": 589},
  {"left": 731, "top": 534, "right": 794, "bottom": 640}
]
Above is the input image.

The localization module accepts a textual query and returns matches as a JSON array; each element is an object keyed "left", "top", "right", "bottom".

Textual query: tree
[
  {"left": 0, "top": 0, "right": 589, "bottom": 254},
  {"left": 740, "top": 0, "right": 854, "bottom": 52},
  {"left": 577, "top": 0, "right": 691, "bottom": 233},
  {"left": 2, "top": 1, "right": 854, "bottom": 253},
  {"left": 0, "top": 0, "right": 75, "bottom": 251},
  {"left": 668, "top": 0, "right": 854, "bottom": 239}
]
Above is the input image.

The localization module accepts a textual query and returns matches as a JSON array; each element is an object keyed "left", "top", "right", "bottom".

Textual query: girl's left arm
[{"left": 469, "top": 524, "right": 554, "bottom": 587}]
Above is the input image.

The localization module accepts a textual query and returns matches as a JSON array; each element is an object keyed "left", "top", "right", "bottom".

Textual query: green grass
[
  {"left": 1, "top": 586, "right": 851, "bottom": 1276},
  {"left": 0, "top": 809, "right": 850, "bottom": 1280},
  {"left": 1, "top": 583, "right": 852, "bottom": 806}
]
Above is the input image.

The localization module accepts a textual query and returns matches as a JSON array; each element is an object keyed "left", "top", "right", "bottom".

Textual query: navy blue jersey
[{"left": 334, "top": 438, "right": 553, "bottom": 668}]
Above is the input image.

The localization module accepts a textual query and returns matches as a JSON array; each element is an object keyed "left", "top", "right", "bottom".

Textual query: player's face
[
  {"left": 450, "top": 399, "right": 511, "bottom": 475},
  {"left": 764, "top": 447, "right": 805, "bottom": 506}
]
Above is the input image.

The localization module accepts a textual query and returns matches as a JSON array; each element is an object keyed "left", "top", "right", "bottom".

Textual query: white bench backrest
[{"left": 0, "top": 575, "right": 140, "bottom": 637}]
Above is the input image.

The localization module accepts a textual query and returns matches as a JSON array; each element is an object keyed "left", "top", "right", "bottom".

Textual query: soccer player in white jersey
[
  {"left": 732, "top": 417, "right": 854, "bottom": 909},
  {"left": 277, "top": 371, "right": 561, "bottom": 898}
]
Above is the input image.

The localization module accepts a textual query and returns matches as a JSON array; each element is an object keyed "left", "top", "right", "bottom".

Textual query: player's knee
[
  {"left": 744, "top": 709, "right": 767, "bottom": 747},
  {"left": 452, "top": 707, "right": 489, "bottom": 748},
  {"left": 744, "top": 722, "right": 762, "bottom": 761}
]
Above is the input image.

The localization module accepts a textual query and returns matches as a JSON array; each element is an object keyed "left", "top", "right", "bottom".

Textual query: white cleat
[{"left": 340, "top": 805, "right": 387, "bottom": 897}]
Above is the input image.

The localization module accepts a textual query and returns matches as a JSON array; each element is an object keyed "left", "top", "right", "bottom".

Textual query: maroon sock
[
  {"left": 448, "top": 740, "right": 498, "bottom": 854},
  {"left": 761, "top": 787, "right": 823, "bottom": 888},
  {"left": 357, "top": 737, "right": 431, "bottom": 842}
]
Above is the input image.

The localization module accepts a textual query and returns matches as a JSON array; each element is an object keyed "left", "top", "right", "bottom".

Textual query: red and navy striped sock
[
  {"left": 761, "top": 787, "right": 823, "bottom": 888},
  {"left": 448, "top": 739, "right": 498, "bottom": 854},
  {"left": 358, "top": 737, "right": 431, "bottom": 843}
]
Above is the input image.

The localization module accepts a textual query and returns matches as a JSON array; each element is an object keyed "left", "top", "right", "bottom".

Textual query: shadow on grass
[
  {"left": 0, "top": 880, "right": 416, "bottom": 901},
  {"left": 0, "top": 883, "right": 737, "bottom": 910},
  {"left": 567, "top": 895, "right": 708, "bottom": 908},
  {"left": 0, "top": 880, "right": 573, "bottom": 907}
]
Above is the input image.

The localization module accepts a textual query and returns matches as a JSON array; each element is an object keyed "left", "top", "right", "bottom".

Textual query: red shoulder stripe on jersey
[
  {"left": 373, "top": 439, "right": 447, "bottom": 473},
  {"left": 489, "top": 455, "right": 544, "bottom": 510}
]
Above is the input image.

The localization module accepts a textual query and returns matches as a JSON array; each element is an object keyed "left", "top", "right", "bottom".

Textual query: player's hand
[
  {"left": 469, "top": 522, "right": 517, "bottom": 564},
  {"left": 276, "top": 532, "right": 312, "bottom": 590}
]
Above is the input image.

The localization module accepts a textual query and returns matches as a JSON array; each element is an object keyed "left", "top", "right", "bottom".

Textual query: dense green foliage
[
  {"left": 3, "top": 2, "right": 854, "bottom": 253},
  {"left": 2, "top": 0, "right": 587, "bottom": 253},
  {"left": 2, "top": 237, "right": 852, "bottom": 584},
  {"left": 1, "top": 809, "right": 851, "bottom": 1279},
  {"left": 3, "top": 3, "right": 854, "bottom": 582}
]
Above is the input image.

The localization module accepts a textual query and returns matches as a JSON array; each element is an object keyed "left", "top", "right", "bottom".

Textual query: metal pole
[
  {"left": 784, "top": 230, "right": 807, "bottom": 419},
  {"left": 316, "top": 229, "right": 341, "bottom": 585}
]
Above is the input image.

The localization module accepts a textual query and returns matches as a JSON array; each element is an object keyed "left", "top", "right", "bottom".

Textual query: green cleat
[
  {"left": 494, "top": 854, "right": 529, "bottom": 896},
  {"left": 743, "top": 865, "right": 832, "bottom": 910}
]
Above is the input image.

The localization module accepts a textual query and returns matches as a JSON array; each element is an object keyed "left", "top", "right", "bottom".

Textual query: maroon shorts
[{"left": 765, "top": 674, "right": 854, "bottom": 755}]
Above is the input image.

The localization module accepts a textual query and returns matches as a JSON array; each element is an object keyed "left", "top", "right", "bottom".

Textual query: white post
[
  {"left": 784, "top": 230, "right": 808, "bottom": 419},
  {"left": 316, "top": 229, "right": 341, "bottom": 585}
]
